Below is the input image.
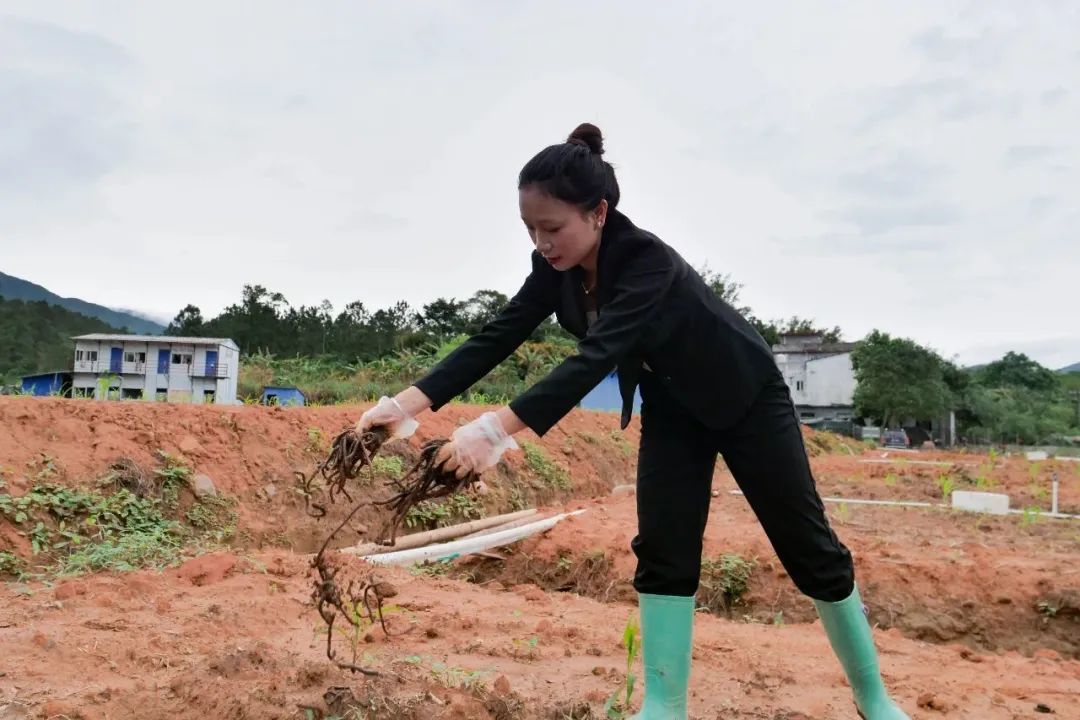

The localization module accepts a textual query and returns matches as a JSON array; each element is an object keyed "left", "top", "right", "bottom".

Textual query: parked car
[{"left": 881, "top": 428, "right": 910, "bottom": 448}]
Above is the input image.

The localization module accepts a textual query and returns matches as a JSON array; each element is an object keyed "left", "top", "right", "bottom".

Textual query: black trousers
[{"left": 630, "top": 373, "right": 854, "bottom": 602}]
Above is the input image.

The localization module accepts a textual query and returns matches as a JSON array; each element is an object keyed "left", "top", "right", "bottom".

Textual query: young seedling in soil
[{"left": 604, "top": 615, "right": 641, "bottom": 719}]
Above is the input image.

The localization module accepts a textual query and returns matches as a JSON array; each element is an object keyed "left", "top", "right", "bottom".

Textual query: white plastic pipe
[
  {"left": 347, "top": 509, "right": 537, "bottom": 556},
  {"left": 358, "top": 509, "right": 588, "bottom": 566},
  {"left": 458, "top": 513, "right": 552, "bottom": 540},
  {"left": 858, "top": 459, "right": 977, "bottom": 467},
  {"left": 727, "top": 490, "right": 939, "bottom": 509},
  {"left": 1052, "top": 474, "right": 1059, "bottom": 515},
  {"left": 727, "top": 490, "right": 1080, "bottom": 519}
]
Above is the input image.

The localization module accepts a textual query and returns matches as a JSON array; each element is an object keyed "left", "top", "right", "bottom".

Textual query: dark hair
[{"left": 518, "top": 123, "right": 621, "bottom": 210}]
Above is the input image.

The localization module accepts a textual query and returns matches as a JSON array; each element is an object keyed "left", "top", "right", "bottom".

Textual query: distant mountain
[
  {"left": 0, "top": 296, "right": 119, "bottom": 382},
  {"left": 1059, "top": 362, "right": 1080, "bottom": 374},
  {"left": 0, "top": 271, "right": 165, "bottom": 334}
]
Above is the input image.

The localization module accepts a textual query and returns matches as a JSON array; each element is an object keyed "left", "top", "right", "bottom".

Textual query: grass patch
[
  {"left": 607, "top": 430, "right": 634, "bottom": 459},
  {"left": 372, "top": 455, "right": 405, "bottom": 478},
  {"left": 0, "top": 454, "right": 239, "bottom": 577},
  {"left": 0, "top": 482, "right": 184, "bottom": 574},
  {"left": 57, "top": 525, "right": 182, "bottom": 575},
  {"left": 154, "top": 451, "right": 192, "bottom": 510},
  {"left": 184, "top": 494, "right": 238, "bottom": 542},
  {"left": 404, "top": 492, "right": 485, "bottom": 530},
  {"left": 698, "top": 553, "right": 755, "bottom": 614},
  {"left": 0, "top": 551, "right": 25, "bottom": 578},
  {"left": 522, "top": 441, "right": 571, "bottom": 491}
]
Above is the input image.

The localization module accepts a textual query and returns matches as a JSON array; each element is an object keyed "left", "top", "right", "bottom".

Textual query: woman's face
[{"left": 519, "top": 185, "right": 607, "bottom": 272}]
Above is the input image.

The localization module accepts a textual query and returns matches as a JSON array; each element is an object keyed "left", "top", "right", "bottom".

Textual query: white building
[
  {"left": 71, "top": 334, "right": 240, "bottom": 404},
  {"left": 772, "top": 333, "right": 858, "bottom": 421}
]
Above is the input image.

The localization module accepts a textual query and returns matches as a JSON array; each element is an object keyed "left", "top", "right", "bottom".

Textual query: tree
[
  {"left": 462, "top": 289, "right": 509, "bottom": 334},
  {"left": 166, "top": 304, "right": 205, "bottom": 336},
  {"left": 976, "top": 351, "right": 1059, "bottom": 392},
  {"left": 697, "top": 265, "right": 750, "bottom": 315},
  {"left": 0, "top": 298, "right": 116, "bottom": 383},
  {"left": 695, "top": 266, "right": 842, "bottom": 346},
  {"left": 850, "top": 330, "right": 952, "bottom": 427},
  {"left": 775, "top": 316, "right": 843, "bottom": 344},
  {"left": 421, "top": 298, "right": 467, "bottom": 338},
  {"left": 964, "top": 385, "right": 1073, "bottom": 445}
]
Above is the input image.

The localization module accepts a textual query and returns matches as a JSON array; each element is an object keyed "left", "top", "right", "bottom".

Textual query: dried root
[
  {"left": 295, "top": 426, "right": 389, "bottom": 517},
  {"left": 302, "top": 424, "right": 481, "bottom": 676},
  {"left": 311, "top": 503, "right": 395, "bottom": 676},
  {"left": 372, "top": 439, "right": 479, "bottom": 546}
]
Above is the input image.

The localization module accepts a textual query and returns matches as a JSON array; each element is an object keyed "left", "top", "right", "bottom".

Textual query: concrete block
[
  {"left": 1026, "top": 451, "right": 1049, "bottom": 461},
  {"left": 952, "top": 491, "right": 1010, "bottom": 515}
]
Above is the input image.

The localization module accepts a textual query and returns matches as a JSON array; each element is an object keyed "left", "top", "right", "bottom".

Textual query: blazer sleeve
[
  {"left": 509, "top": 241, "right": 676, "bottom": 436},
  {"left": 413, "top": 251, "right": 559, "bottom": 410}
]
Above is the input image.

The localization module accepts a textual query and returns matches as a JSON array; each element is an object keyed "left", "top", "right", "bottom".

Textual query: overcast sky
[{"left": 2, "top": 1, "right": 1078, "bottom": 367}]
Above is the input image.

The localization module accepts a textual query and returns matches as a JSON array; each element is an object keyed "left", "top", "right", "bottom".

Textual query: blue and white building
[{"left": 71, "top": 334, "right": 240, "bottom": 404}]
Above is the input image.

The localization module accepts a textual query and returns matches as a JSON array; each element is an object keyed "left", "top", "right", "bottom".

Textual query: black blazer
[{"left": 413, "top": 209, "right": 781, "bottom": 436}]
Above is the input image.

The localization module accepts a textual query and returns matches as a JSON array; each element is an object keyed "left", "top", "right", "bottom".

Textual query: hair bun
[{"left": 567, "top": 123, "right": 604, "bottom": 155}]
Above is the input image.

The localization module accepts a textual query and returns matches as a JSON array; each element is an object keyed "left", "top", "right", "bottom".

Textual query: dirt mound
[{"left": 0, "top": 397, "right": 639, "bottom": 567}]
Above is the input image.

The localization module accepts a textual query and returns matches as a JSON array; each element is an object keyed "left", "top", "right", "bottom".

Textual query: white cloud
[{"left": 1, "top": 1, "right": 1078, "bottom": 368}]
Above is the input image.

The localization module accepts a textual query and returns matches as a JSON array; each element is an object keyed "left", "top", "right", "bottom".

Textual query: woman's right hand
[{"left": 356, "top": 387, "right": 429, "bottom": 440}]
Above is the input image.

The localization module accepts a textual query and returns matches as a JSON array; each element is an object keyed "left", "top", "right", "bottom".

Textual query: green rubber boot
[
  {"left": 628, "top": 593, "right": 694, "bottom": 720},
  {"left": 813, "top": 585, "right": 910, "bottom": 720}
]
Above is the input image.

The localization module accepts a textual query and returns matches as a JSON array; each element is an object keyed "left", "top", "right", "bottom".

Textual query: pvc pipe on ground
[
  {"left": 858, "top": 459, "right": 977, "bottom": 467},
  {"left": 1052, "top": 474, "right": 1059, "bottom": 515},
  {"left": 727, "top": 490, "right": 939, "bottom": 509},
  {"left": 357, "top": 509, "right": 587, "bottom": 567},
  {"left": 1008, "top": 508, "right": 1080, "bottom": 519},
  {"left": 458, "top": 513, "right": 553, "bottom": 540},
  {"left": 347, "top": 509, "right": 537, "bottom": 556},
  {"left": 728, "top": 489, "right": 1080, "bottom": 519}
]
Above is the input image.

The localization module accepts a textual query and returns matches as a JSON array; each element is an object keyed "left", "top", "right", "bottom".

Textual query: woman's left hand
[{"left": 436, "top": 411, "right": 520, "bottom": 479}]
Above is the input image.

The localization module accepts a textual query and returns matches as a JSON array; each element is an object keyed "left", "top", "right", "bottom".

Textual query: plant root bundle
[
  {"left": 311, "top": 502, "right": 396, "bottom": 676},
  {"left": 295, "top": 426, "right": 389, "bottom": 517},
  {"left": 301, "top": 425, "right": 481, "bottom": 676},
  {"left": 372, "top": 439, "right": 480, "bottom": 546}
]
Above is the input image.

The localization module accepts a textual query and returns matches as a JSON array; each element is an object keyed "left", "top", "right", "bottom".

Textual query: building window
[
  {"left": 124, "top": 351, "right": 147, "bottom": 364},
  {"left": 74, "top": 387, "right": 94, "bottom": 398},
  {"left": 75, "top": 350, "right": 98, "bottom": 362},
  {"left": 796, "top": 380, "right": 804, "bottom": 391},
  {"left": 203, "top": 390, "right": 216, "bottom": 404},
  {"left": 171, "top": 353, "right": 193, "bottom": 366},
  {"left": 155, "top": 389, "right": 168, "bottom": 402},
  {"left": 121, "top": 388, "right": 143, "bottom": 400}
]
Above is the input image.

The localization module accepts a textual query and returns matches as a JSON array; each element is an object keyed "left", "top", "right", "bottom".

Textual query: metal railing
[
  {"left": 189, "top": 363, "right": 229, "bottom": 378},
  {"left": 72, "top": 361, "right": 229, "bottom": 378}
]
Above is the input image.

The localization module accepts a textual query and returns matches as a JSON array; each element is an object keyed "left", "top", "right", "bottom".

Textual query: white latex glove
[
  {"left": 356, "top": 396, "right": 419, "bottom": 440},
  {"left": 440, "top": 412, "right": 519, "bottom": 479}
]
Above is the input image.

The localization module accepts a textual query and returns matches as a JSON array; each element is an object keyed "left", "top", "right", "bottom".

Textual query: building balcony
[
  {"left": 73, "top": 361, "right": 147, "bottom": 375},
  {"left": 72, "top": 361, "right": 229, "bottom": 378},
  {"left": 189, "top": 363, "right": 229, "bottom": 378}
]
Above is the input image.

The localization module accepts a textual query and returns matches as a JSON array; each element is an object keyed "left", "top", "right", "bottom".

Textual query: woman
[{"left": 357, "top": 124, "right": 908, "bottom": 720}]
